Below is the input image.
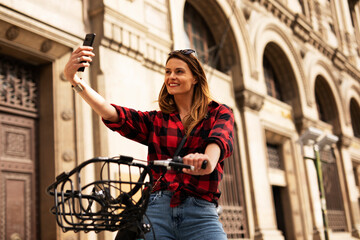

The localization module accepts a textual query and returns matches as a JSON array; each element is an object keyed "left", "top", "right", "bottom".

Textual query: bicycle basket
[{"left": 47, "top": 156, "right": 153, "bottom": 233}]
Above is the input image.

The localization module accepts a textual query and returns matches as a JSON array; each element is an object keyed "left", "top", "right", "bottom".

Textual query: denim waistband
[{"left": 151, "top": 190, "right": 174, "bottom": 196}]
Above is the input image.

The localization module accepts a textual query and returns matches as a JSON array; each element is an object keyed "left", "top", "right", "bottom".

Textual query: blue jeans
[{"left": 144, "top": 191, "right": 227, "bottom": 240}]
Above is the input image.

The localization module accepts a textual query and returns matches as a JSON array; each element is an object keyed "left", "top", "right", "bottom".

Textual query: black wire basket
[{"left": 47, "top": 156, "right": 153, "bottom": 233}]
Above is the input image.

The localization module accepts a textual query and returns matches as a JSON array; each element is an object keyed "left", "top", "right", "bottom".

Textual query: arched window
[
  {"left": 315, "top": 76, "right": 335, "bottom": 123},
  {"left": 263, "top": 55, "right": 283, "bottom": 101},
  {"left": 350, "top": 98, "right": 360, "bottom": 138},
  {"left": 315, "top": 89, "right": 327, "bottom": 122},
  {"left": 184, "top": 2, "right": 220, "bottom": 70}
]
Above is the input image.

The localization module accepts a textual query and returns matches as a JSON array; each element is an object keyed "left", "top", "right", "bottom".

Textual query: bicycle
[{"left": 47, "top": 155, "right": 204, "bottom": 240}]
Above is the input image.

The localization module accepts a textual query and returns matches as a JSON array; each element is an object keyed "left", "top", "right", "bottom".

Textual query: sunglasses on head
[{"left": 169, "top": 49, "right": 196, "bottom": 55}]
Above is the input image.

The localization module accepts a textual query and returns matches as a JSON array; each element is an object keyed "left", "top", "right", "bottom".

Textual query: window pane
[
  {"left": 184, "top": 3, "right": 219, "bottom": 70},
  {"left": 263, "top": 55, "right": 283, "bottom": 100}
]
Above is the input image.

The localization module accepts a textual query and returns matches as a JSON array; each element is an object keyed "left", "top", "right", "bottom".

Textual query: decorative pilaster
[
  {"left": 337, "top": 133, "right": 360, "bottom": 237},
  {"left": 236, "top": 88, "right": 284, "bottom": 240}
]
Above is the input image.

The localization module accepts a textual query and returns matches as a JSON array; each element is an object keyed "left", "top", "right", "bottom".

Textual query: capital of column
[
  {"left": 338, "top": 133, "right": 353, "bottom": 148},
  {"left": 294, "top": 116, "right": 317, "bottom": 133},
  {"left": 235, "top": 89, "right": 264, "bottom": 112}
]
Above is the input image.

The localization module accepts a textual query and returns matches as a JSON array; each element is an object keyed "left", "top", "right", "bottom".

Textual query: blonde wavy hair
[{"left": 158, "top": 50, "right": 211, "bottom": 135}]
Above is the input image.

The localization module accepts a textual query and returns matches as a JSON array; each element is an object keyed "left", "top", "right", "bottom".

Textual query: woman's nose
[{"left": 169, "top": 72, "right": 176, "bottom": 79}]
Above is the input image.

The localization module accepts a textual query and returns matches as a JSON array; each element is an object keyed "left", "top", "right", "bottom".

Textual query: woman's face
[{"left": 164, "top": 58, "right": 197, "bottom": 98}]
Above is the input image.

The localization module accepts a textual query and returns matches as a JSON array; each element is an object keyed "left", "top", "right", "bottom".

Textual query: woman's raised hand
[{"left": 63, "top": 46, "right": 95, "bottom": 85}]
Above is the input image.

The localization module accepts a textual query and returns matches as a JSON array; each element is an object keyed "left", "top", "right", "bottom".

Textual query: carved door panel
[{"left": 0, "top": 113, "right": 36, "bottom": 240}]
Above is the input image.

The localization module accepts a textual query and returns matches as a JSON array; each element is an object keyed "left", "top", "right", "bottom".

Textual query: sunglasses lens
[
  {"left": 181, "top": 49, "right": 195, "bottom": 55},
  {"left": 169, "top": 49, "right": 196, "bottom": 55}
]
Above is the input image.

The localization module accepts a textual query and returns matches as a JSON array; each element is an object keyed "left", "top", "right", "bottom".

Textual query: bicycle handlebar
[{"left": 117, "top": 155, "right": 208, "bottom": 171}]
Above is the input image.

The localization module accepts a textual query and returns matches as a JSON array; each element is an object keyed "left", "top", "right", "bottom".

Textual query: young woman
[{"left": 64, "top": 47, "right": 234, "bottom": 240}]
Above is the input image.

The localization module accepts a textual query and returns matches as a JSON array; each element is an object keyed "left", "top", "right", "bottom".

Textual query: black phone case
[{"left": 78, "top": 33, "right": 96, "bottom": 72}]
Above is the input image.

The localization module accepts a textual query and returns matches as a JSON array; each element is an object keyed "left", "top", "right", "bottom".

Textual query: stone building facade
[{"left": 0, "top": 0, "right": 360, "bottom": 240}]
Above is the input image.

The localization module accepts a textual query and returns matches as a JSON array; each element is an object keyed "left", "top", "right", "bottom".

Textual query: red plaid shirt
[{"left": 103, "top": 101, "right": 234, "bottom": 207}]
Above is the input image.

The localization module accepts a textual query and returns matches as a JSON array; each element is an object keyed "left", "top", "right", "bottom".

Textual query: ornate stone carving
[
  {"left": 62, "top": 150, "right": 75, "bottom": 162},
  {"left": 61, "top": 110, "right": 73, "bottom": 121},
  {"left": 40, "top": 39, "right": 52, "bottom": 53},
  {"left": 0, "top": 55, "right": 38, "bottom": 113},
  {"left": 243, "top": 6, "right": 252, "bottom": 20},
  {"left": 235, "top": 89, "right": 264, "bottom": 112},
  {"left": 60, "top": 72, "right": 67, "bottom": 81},
  {"left": 338, "top": 134, "right": 352, "bottom": 148},
  {"left": 5, "top": 26, "right": 20, "bottom": 41},
  {"left": 291, "top": 14, "right": 311, "bottom": 42},
  {"left": 5, "top": 132, "right": 26, "bottom": 156},
  {"left": 294, "top": 116, "right": 317, "bottom": 133},
  {"left": 332, "top": 49, "right": 346, "bottom": 71}
]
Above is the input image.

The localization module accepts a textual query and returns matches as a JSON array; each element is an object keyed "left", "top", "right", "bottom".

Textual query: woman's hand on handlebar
[
  {"left": 64, "top": 46, "right": 95, "bottom": 84},
  {"left": 182, "top": 153, "right": 212, "bottom": 176}
]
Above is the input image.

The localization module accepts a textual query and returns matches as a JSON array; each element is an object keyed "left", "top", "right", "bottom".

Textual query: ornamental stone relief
[
  {"left": 1, "top": 125, "right": 29, "bottom": 159},
  {"left": 0, "top": 55, "right": 37, "bottom": 113},
  {"left": 0, "top": 115, "right": 32, "bottom": 161},
  {"left": 235, "top": 89, "right": 264, "bottom": 112},
  {"left": 5, "top": 132, "right": 26, "bottom": 156}
]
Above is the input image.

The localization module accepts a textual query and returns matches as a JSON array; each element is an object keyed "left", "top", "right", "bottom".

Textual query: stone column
[
  {"left": 297, "top": 119, "right": 331, "bottom": 240},
  {"left": 331, "top": 0, "right": 355, "bottom": 58},
  {"left": 338, "top": 134, "right": 360, "bottom": 237},
  {"left": 236, "top": 89, "right": 285, "bottom": 240},
  {"left": 168, "top": 0, "right": 187, "bottom": 49},
  {"left": 302, "top": 143, "right": 324, "bottom": 240}
]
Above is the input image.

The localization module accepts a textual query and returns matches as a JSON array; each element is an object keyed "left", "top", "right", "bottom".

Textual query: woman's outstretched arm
[{"left": 63, "top": 46, "right": 119, "bottom": 122}]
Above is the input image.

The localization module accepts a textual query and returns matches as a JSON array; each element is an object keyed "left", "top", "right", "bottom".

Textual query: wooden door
[
  {"left": 0, "top": 113, "right": 36, "bottom": 240},
  {"left": 0, "top": 54, "right": 38, "bottom": 240}
]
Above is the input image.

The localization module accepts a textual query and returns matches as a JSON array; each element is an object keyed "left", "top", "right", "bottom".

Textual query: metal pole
[{"left": 313, "top": 144, "right": 330, "bottom": 240}]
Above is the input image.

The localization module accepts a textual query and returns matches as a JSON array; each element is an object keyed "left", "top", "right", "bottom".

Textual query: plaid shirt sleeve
[
  {"left": 205, "top": 104, "right": 234, "bottom": 161},
  {"left": 102, "top": 104, "right": 156, "bottom": 145}
]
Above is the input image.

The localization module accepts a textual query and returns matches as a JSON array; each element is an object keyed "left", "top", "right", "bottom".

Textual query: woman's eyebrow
[{"left": 165, "top": 67, "right": 186, "bottom": 71}]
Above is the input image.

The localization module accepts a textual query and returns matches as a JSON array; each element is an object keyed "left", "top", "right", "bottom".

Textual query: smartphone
[{"left": 77, "top": 33, "right": 96, "bottom": 72}]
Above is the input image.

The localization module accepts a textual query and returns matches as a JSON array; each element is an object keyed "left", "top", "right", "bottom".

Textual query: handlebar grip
[
  {"left": 169, "top": 162, "right": 194, "bottom": 170},
  {"left": 174, "top": 157, "right": 207, "bottom": 169},
  {"left": 151, "top": 160, "right": 194, "bottom": 171},
  {"left": 201, "top": 160, "right": 208, "bottom": 169}
]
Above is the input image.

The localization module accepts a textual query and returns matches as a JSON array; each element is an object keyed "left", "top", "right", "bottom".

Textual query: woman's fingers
[
  {"left": 64, "top": 47, "right": 95, "bottom": 81},
  {"left": 73, "top": 46, "right": 93, "bottom": 54},
  {"left": 73, "top": 49, "right": 95, "bottom": 63},
  {"left": 182, "top": 153, "right": 210, "bottom": 175}
]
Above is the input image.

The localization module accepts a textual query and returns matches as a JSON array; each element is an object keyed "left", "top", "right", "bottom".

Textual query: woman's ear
[{"left": 193, "top": 77, "right": 198, "bottom": 84}]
